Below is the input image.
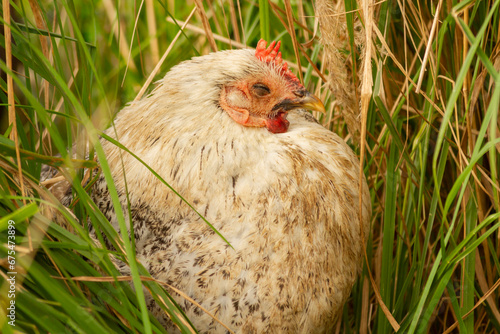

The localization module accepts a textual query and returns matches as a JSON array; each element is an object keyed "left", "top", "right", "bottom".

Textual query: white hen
[{"left": 93, "top": 40, "right": 371, "bottom": 333}]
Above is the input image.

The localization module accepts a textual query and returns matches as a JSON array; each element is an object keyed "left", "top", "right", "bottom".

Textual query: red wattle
[{"left": 265, "top": 112, "right": 289, "bottom": 134}]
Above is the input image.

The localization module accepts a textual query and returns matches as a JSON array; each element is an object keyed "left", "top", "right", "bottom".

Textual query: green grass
[{"left": 1, "top": 0, "right": 499, "bottom": 333}]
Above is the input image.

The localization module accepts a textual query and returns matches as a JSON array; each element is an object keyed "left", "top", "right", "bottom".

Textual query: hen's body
[{"left": 93, "top": 47, "right": 371, "bottom": 333}]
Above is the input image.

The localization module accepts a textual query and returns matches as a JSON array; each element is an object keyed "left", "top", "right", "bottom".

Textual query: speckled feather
[{"left": 92, "top": 48, "right": 371, "bottom": 333}]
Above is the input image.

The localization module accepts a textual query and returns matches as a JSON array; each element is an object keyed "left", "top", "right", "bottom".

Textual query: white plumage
[{"left": 92, "top": 41, "right": 371, "bottom": 333}]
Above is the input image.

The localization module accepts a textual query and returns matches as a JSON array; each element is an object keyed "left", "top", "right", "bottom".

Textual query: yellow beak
[{"left": 285, "top": 91, "right": 326, "bottom": 114}]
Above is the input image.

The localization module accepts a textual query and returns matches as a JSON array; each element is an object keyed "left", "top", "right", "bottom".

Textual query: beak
[{"left": 283, "top": 91, "right": 326, "bottom": 113}]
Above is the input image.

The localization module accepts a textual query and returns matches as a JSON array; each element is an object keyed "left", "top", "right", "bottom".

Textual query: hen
[{"left": 93, "top": 40, "right": 371, "bottom": 333}]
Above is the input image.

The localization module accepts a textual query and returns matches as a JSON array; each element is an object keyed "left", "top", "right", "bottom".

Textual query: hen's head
[
  {"left": 161, "top": 39, "right": 325, "bottom": 134},
  {"left": 219, "top": 39, "right": 324, "bottom": 133}
]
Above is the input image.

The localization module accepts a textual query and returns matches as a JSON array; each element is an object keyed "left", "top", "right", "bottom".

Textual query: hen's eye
[{"left": 252, "top": 83, "right": 271, "bottom": 97}]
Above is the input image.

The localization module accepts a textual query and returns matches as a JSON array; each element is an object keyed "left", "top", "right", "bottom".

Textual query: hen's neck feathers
[{"left": 109, "top": 49, "right": 287, "bottom": 159}]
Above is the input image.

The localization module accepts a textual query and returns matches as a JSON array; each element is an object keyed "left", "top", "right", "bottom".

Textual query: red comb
[{"left": 255, "top": 39, "right": 299, "bottom": 83}]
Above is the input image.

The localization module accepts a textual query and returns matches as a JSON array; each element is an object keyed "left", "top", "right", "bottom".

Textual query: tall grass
[{"left": 1, "top": 0, "right": 499, "bottom": 333}]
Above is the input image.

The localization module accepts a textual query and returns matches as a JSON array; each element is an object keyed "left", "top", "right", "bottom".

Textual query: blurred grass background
[{"left": 1, "top": 0, "right": 499, "bottom": 333}]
